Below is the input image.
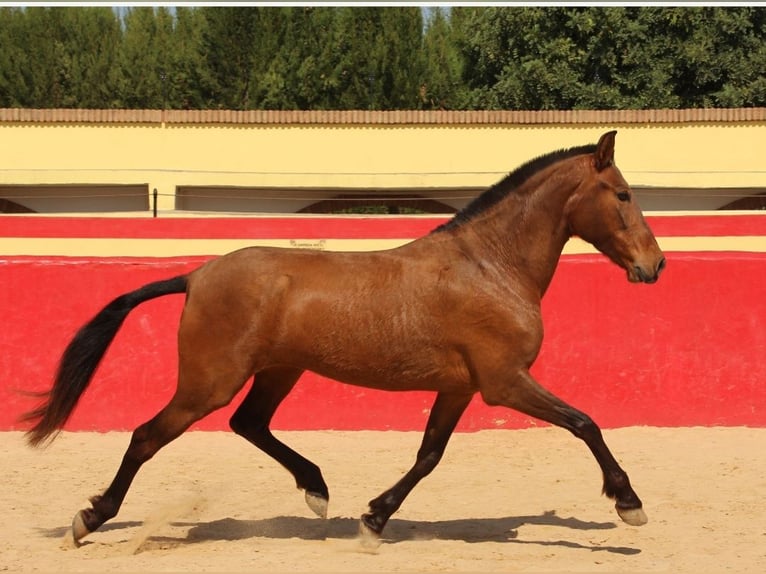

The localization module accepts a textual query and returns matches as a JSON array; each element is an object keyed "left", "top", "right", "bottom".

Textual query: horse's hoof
[
  {"left": 305, "top": 491, "right": 328, "bottom": 519},
  {"left": 357, "top": 519, "right": 382, "bottom": 551},
  {"left": 617, "top": 506, "right": 648, "bottom": 526},
  {"left": 71, "top": 510, "right": 91, "bottom": 545}
]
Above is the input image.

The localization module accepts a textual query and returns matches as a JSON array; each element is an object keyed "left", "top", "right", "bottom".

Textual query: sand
[{"left": 2, "top": 427, "right": 765, "bottom": 573}]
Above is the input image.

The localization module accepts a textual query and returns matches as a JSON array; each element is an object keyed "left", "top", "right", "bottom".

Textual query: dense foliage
[{"left": 1, "top": 6, "right": 764, "bottom": 110}]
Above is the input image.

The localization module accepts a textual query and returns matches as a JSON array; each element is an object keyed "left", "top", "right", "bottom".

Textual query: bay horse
[{"left": 23, "top": 131, "right": 665, "bottom": 546}]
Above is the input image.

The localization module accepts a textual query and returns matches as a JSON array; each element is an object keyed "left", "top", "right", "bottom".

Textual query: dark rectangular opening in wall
[
  {"left": 634, "top": 187, "right": 766, "bottom": 211},
  {"left": 0, "top": 184, "right": 150, "bottom": 213},
  {"left": 176, "top": 186, "right": 474, "bottom": 214}
]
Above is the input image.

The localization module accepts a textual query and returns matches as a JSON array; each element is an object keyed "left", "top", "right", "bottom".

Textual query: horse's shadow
[{"left": 39, "top": 510, "right": 640, "bottom": 555}]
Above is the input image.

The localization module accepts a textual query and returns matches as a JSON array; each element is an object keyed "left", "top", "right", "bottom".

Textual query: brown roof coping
[{"left": 1, "top": 107, "right": 765, "bottom": 125}]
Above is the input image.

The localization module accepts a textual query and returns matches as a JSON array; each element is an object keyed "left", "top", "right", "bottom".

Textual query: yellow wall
[{"left": 1, "top": 117, "right": 765, "bottom": 213}]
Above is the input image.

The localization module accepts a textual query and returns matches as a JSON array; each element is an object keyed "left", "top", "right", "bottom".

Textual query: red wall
[{"left": 2, "top": 215, "right": 765, "bottom": 431}]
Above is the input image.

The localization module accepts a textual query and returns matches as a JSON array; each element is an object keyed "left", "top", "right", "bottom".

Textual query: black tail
[{"left": 22, "top": 275, "right": 188, "bottom": 447}]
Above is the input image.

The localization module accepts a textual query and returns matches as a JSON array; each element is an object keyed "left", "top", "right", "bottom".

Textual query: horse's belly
[{"left": 290, "top": 341, "right": 474, "bottom": 394}]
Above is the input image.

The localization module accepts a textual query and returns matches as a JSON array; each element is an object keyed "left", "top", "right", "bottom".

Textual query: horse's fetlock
[
  {"left": 78, "top": 508, "right": 102, "bottom": 533},
  {"left": 604, "top": 469, "right": 629, "bottom": 491},
  {"left": 367, "top": 496, "right": 383, "bottom": 511},
  {"left": 91, "top": 495, "right": 119, "bottom": 521},
  {"left": 604, "top": 470, "right": 640, "bottom": 509},
  {"left": 361, "top": 512, "right": 386, "bottom": 535}
]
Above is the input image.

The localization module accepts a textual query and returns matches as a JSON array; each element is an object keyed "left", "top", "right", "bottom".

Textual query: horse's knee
[
  {"left": 567, "top": 411, "right": 601, "bottom": 441},
  {"left": 415, "top": 449, "right": 444, "bottom": 473}
]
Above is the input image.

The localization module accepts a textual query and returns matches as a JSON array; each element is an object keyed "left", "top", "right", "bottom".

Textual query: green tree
[
  {"left": 453, "top": 7, "right": 616, "bottom": 109},
  {"left": 251, "top": 7, "right": 335, "bottom": 109},
  {"left": 380, "top": 7, "right": 425, "bottom": 109},
  {"left": 419, "top": 7, "right": 464, "bottom": 109},
  {"left": 452, "top": 6, "right": 766, "bottom": 110},
  {"left": 200, "top": 7, "right": 264, "bottom": 109},
  {"left": 65, "top": 7, "right": 122, "bottom": 108},
  {"left": 166, "top": 7, "right": 212, "bottom": 109},
  {"left": 247, "top": 8, "right": 292, "bottom": 109},
  {"left": 321, "top": 7, "right": 424, "bottom": 110},
  {"left": 0, "top": 8, "right": 29, "bottom": 106},
  {"left": 287, "top": 7, "right": 338, "bottom": 109},
  {"left": 648, "top": 7, "right": 766, "bottom": 107},
  {"left": 0, "top": 7, "right": 121, "bottom": 108},
  {"left": 118, "top": 7, "right": 174, "bottom": 109},
  {"left": 1, "top": 5, "right": 763, "bottom": 111}
]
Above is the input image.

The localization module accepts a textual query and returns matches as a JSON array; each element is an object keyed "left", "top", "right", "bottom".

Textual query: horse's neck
[{"left": 457, "top": 176, "right": 575, "bottom": 297}]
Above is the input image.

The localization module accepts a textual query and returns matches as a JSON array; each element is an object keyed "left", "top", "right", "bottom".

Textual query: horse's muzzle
[{"left": 634, "top": 256, "right": 666, "bottom": 284}]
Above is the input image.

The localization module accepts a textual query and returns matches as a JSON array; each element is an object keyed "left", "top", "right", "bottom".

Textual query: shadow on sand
[{"left": 39, "top": 509, "right": 639, "bottom": 556}]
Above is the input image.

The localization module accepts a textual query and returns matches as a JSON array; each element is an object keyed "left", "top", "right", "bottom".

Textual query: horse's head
[{"left": 566, "top": 131, "right": 666, "bottom": 284}]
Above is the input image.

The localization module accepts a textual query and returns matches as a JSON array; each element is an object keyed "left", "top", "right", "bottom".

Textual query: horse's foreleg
[
  {"left": 229, "top": 367, "right": 330, "bottom": 518},
  {"left": 361, "top": 391, "right": 473, "bottom": 539},
  {"left": 482, "top": 369, "right": 647, "bottom": 526}
]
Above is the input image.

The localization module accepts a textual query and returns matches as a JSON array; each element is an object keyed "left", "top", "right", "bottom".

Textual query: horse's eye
[{"left": 617, "top": 191, "right": 630, "bottom": 202}]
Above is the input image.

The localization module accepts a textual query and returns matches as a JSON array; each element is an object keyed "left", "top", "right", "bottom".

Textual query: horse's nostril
[{"left": 657, "top": 257, "right": 667, "bottom": 275}]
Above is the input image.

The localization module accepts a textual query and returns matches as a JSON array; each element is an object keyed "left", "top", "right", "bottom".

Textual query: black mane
[{"left": 433, "top": 143, "right": 597, "bottom": 233}]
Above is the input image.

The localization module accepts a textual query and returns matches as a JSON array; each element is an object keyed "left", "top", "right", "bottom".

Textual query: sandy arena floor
[{"left": 2, "top": 427, "right": 765, "bottom": 573}]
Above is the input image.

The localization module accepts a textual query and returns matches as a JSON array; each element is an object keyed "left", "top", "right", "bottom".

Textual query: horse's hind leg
[
  {"left": 361, "top": 391, "right": 473, "bottom": 538},
  {"left": 71, "top": 393, "right": 222, "bottom": 543},
  {"left": 229, "top": 367, "right": 330, "bottom": 518},
  {"left": 72, "top": 341, "right": 255, "bottom": 543}
]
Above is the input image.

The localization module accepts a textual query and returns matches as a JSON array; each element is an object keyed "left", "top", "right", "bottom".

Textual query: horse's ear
[{"left": 594, "top": 130, "right": 617, "bottom": 171}]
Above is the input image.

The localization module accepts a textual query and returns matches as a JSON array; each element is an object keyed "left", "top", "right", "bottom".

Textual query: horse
[{"left": 23, "top": 130, "right": 665, "bottom": 546}]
